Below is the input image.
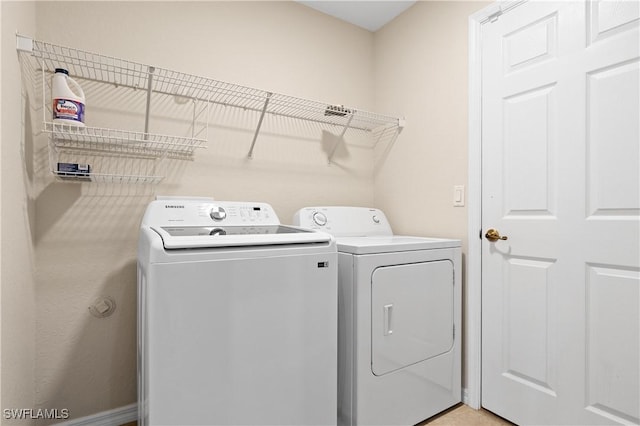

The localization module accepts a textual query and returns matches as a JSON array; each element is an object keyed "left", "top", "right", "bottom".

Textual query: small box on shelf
[{"left": 56, "top": 162, "right": 92, "bottom": 181}]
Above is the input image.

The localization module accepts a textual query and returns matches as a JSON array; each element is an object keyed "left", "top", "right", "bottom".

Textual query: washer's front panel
[
  {"left": 371, "top": 260, "right": 454, "bottom": 376},
  {"left": 143, "top": 252, "right": 337, "bottom": 426}
]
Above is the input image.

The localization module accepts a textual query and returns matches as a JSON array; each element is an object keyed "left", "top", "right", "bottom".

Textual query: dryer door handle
[{"left": 383, "top": 304, "right": 394, "bottom": 336}]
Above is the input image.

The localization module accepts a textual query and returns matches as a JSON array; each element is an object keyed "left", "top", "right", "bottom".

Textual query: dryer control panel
[{"left": 293, "top": 206, "right": 393, "bottom": 237}]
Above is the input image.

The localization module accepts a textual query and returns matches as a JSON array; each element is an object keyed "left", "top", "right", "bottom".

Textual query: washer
[
  {"left": 138, "top": 198, "right": 337, "bottom": 426},
  {"left": 294, "top": 206, "right": 461, "bottom": 426}
]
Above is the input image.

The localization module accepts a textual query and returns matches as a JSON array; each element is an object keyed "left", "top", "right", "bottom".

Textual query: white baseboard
[
  {"left": 54, "top": 403, "right": 137, "bottom": 426},
  {"left": 462, "top": 386, "right": 482, "bottom": 410},
  {"left": 462, "top": 387, "right": 471, "bottom": 406}
]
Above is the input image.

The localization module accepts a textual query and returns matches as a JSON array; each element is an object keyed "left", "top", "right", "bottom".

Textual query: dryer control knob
[
  {"left": 210, "top": 207, "right": 227, "bottom": 221},
  {"left": 312, "top": 212, "right": 327, "bottom": 226},
  {"left": 372, "top": 215, "right": 380, "bottom": 224}
]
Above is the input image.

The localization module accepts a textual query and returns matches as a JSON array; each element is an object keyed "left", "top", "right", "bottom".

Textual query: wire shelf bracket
[{"left": 248, "top": 92, "right": 272, "bottom": 159}]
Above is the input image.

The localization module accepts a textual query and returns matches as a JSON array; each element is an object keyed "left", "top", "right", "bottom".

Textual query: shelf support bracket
[
  {"left": 248, "top": 92, "right": 272, "bottom": 159},
  {"left": 327, "top": 111, "right": 355, "bottom": 164},
  {"left": 144, "top": 66, "right": 155, "bottom": 140},
  {"left": 16, "top": 34, "right": 34, "bottom": 52}
]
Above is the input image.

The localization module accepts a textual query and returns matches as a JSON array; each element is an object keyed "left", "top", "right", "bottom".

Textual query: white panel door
[{"left": 481, "top": 1, "right": 639, "bottom": 425}]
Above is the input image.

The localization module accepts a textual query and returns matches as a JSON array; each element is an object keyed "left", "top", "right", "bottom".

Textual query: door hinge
[
  {"left": 485, "top": 0, "right": 526, "bottom": 24},
  {"left": 488, "top": 10, "right": 502, "bottom": 23},
  {"left": 453, "top": 324, "right": 456, "bottom": 339}
]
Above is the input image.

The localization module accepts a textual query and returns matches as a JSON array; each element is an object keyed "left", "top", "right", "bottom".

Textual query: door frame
[{"left": 466, "top": 0, "right": 526, "bottom": 410}]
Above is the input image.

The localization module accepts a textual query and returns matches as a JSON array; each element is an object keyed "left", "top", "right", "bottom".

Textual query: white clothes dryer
[
  {"left": 138, "top": 198, "right": 337, "bottom": 425},
  {"left": 294, "top": 206, "right": 461, "bottom": 426}
]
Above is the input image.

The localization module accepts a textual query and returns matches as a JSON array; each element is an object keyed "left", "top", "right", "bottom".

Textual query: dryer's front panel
[
  {"left": 371, "top": 260, "right": 454, "bottom": 376},
  {"left": 352, "top": 248, "right": 461, "bottom": 426}
]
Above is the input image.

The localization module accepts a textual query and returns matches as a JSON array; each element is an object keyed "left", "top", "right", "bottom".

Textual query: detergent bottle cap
[{"left": 55, "top": 68, "right": 69, "bottom": 75}]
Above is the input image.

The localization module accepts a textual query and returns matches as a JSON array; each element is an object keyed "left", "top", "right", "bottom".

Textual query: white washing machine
[
  {"left": 138, "top": 198, "right": 337, "bottom": 426},
  {"left": 294, "top": 206, "right": 461, "bottom": 426}
]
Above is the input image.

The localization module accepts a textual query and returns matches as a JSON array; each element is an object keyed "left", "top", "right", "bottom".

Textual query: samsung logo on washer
[{"left": 165, "top": 205, "right": 184, "bottom": 209}]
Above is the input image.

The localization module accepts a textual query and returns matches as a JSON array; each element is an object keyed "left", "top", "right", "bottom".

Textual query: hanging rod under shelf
[{"left": 17, "top": 34, "right": 405, "bottom": 161}]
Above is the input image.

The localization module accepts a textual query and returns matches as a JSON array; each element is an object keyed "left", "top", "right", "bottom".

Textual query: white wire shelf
[
  {"left": 44, "top": 122, "right": 207, "bottom": 159},
  {"left": 22, "top": 37, "right": 402, "bottom": 131},
  {"left": 52, "top": 170, "right": 164, "bottom": 184},
  {"left": 17, "top": 34, "right": 404, "bottom": 168}
]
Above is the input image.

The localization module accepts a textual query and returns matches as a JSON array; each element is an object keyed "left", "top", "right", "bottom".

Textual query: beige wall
[
  {"left": 373, "top": 0, "right": 490, "bottom": 392},
  {"left": 28, "top": 1, "right": 377, "bottom": 420},
  {"left": 1, "top": 1, "right": 37, "bottom": 423},
  {"left": 2, "top": 0, "right": 490, "bottom": 420}
]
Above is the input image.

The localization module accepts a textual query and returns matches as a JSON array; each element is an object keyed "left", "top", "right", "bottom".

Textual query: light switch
[{"left": 453, "top": 185, "right": 465, "bottom": 207}]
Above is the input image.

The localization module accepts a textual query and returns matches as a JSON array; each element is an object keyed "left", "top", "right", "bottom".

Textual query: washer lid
[
  {"left": 336, "top": 235, "right": 460, "bottom": 254},
  {"left": 151, "top": 225, "right": 332, "bottom": 249}
]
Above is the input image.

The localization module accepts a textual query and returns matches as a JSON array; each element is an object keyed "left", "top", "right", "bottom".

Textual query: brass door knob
[{"left": 485, "top": 228, "right": 508, "bottom": 242}]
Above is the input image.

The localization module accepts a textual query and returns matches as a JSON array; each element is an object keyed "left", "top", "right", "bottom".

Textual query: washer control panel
[
  {"left": 142, "top": 199, "right": 280, "bottom": 227},
  {"left": 293, "top": 206, "right": 393, "bottom": 237},
  {"left": 210, "top": 206, "right": 227, "bottom": 221},
  {"left": 204, "top": 203, "right": 276, "bottom": 225}
]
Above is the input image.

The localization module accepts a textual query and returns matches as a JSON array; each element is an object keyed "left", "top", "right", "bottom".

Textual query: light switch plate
[{"left": 453, "top": 185, "right": 465, "bottom": 207}]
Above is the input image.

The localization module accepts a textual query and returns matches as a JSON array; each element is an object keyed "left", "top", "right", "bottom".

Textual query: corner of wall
[{"left": 1, "top": 1, "right": 37, "bottom": 421}]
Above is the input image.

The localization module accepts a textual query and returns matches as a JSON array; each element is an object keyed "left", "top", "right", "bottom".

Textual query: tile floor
[
  {"left": 122, "top": 403, "right": 514, "bottom": 426},
  {"left": 422, "top": 403, "right": 514, "bottom": 425}
]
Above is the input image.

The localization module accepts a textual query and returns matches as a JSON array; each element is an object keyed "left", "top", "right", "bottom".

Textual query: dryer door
[{"left": 371, "top": 260, "right": 454, "bottom": 376}]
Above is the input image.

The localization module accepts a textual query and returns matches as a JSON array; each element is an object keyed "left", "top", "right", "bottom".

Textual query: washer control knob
[
  {"left": 210, "top": 207, "right": 227, "bottom": 221},
  {"left": 209, "top": 228, "right": 226, "bottom": 236},
  {"left": 372, "top": 215, "right": 380, "bottom": 224},
  {"left": 312, "top": 212, "right": 327, "bottom": 226}
]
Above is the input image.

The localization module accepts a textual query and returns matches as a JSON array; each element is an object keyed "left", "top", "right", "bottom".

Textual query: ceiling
[{"left": 296, "top": 1, "right": 417, "bottom": 32}]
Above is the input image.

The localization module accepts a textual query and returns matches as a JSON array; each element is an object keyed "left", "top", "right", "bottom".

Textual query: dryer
[
  {"left": 294, "top": 206, "right": 461, "bottom": 426},
  {"left": 138, "top": 198, "right": 338, "bottom": 425}
]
